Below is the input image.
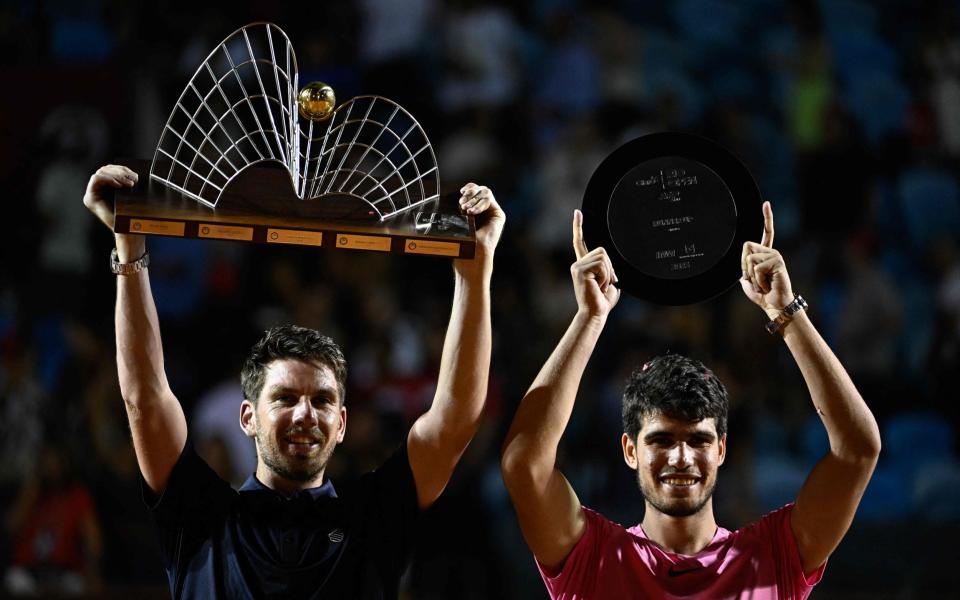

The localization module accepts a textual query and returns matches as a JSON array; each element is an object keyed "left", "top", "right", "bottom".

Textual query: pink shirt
[{"left": 538, "top": 504, "right": 825, "bottom": 600}]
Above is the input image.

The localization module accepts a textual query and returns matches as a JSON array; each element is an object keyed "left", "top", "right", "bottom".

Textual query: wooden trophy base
[{"left": 112, "top": 159, "right": 476, "bottom": 259}]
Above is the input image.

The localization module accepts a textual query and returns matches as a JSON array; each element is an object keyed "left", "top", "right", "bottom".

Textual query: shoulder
[
  {"left": 351, "top": 438, "right": 414, "bottom": 489},
  {"left": 731, "top": 504, "right": 826, "bottom": 588},
  {"left": 583, "top": 507, "right": 630, "bottom": 539},
  {"left": 342, "top": 438, "right": 418, "bottom": 518},
  {"left": 546, "top": 507, "right": 634, "bottom": 574},
  {"left": 143, "top": 440, "right": 236, "bottom": 519},
  {"left": 732, "top": 504, "right": 796, "bottom": 543},
  {"left": 539, "top": 507, "right": 654, "bottom": 596}
]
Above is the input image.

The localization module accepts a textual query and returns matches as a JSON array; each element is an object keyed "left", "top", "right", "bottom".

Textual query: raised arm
[
  {"left": 406, "top": 183, "right": 505, "bottom": 509},
  {"left": 741, "top": 202, "right": 881, "bottom": 575},
  {"left": 84, "top": 165, "right": 187, "bottom": 494},
  {"left": 500, "top": 210, "right": 620, "bottom": 571}
]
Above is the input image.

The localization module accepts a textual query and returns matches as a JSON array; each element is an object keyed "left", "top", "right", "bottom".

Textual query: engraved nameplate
[
  {"left": 336, "top": 234, "right": 391, "bottom": 252},
  {"left": 198, "top": 224, "right": 254, "bottom": 241},
  {"left": 403, "top": 239, "right": 460, "bottom": 257},
  {"left": 267, "top": 229, "right": 323, "bottom": 246},
  {"left": 130, "top": 219, "right": 185, "bottom": 236}
]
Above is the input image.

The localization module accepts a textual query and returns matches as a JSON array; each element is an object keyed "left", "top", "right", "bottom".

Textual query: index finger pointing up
[
  {"left": 573, "top": 209, "right": 589, "bottom": 259},
  {"left": 760, "top": 201, "right": 775, "bottom": 248}
]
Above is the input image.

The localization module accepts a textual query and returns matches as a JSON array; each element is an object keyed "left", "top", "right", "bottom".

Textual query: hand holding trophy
[{"left": 581, "top": 132, "right": 764, "bottom": 305}]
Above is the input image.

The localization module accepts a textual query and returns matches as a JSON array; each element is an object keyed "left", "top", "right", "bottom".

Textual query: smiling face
[
  {"left": 240, "top": 359, "right": 346, "bottom": 488},
  {"left": 622, "top": 413, "right": 726, "bottom": 518}
]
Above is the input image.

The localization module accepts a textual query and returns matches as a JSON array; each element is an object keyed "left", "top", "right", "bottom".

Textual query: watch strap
[
  {"left": 765, "top": 293, "right": 808, "bottom": 335},
  {"left": 110, "top": 248, "right": 150, "bottom": 275}
]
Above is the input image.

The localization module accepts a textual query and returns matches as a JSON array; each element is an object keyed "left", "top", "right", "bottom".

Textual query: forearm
[
  {"left": 502, "top": 310, "right": 606, "bottom": 480},
  {"left": 114, "top": 234, "right": 172, "bottom": 404},
  {"left": 423, "top": 258, "right": 493, "bottom": 448},
  {"left": 782, "top": 312, "right": 881, "bottom": 459}
]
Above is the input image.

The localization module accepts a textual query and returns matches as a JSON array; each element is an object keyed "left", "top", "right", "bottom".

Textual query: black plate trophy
[
  {"left": 113, "top": 22, "right": 474, "bottom": 258},
  {"left": 581, "top": 132, "right": 763, "bottom": 305}
]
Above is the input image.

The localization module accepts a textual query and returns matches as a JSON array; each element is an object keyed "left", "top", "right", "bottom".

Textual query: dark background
[{"left": 1, "top": 0, "right": 959, "bottom": 597}]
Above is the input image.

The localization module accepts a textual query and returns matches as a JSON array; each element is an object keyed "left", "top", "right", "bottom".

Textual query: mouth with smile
[
  {"left": 282, "top": 430, "right": 323, "bottom": 452},
  {"left": 658, "top": 474, "right": 701, "bottom": 488}
]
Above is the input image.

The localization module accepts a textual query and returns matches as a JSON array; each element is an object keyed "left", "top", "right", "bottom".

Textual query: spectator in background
[
  {"left": 4, "top": 444, "right": 102, "bottom": 596},
  {"left": 0, "top": 338, "right": 46, "bottom": 490},
  {"left": 438, "top": 0, "right": 523, "bottom": 112}
]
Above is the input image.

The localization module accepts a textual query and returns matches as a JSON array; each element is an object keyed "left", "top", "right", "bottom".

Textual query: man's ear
[
  {"left": 622, "top": 433, "right": 638, "bottom": 469},
  {"left": 336, "top": 406, "right": 347, "bottom": 443},
  {"left": 718, "top": 433, "right": 727, "bottom": 466},
  {"left": 240, "top": 400, "right": 256, "bottom": 439}
]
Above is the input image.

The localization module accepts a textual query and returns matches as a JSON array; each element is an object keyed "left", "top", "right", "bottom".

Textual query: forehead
[
  {"left": 639, "top": 412, "right": 718, "bottom": 437},
  {"left": 261, "top": 358, "right": 338, "bottom": 396}
]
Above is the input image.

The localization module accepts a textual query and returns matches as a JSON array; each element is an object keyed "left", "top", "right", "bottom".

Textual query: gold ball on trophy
[{"left": 298, "top": 82, "right": 336, "bottom": 121}]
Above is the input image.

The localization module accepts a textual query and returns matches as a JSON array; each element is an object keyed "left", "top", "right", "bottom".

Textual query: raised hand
[
  {"left": 83, "top": 164, "right": 138, "bottom": 230},
  {"left": 459, "top": 182, "right": 506, "bottom": 260},
  {"left": 571, "top": 209, "right": 620, "bottom": 319},
  {"left": 740, "top": 201, "right": 794, "bottom": 316}
]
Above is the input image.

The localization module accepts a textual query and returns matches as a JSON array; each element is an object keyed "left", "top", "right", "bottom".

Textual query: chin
[{"left": 639, "top": 478, "right": 716, "bottom": 518}]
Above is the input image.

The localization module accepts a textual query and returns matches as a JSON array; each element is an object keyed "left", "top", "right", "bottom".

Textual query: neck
[
  {"left": 640, "top": 501, "right": 717, "bottom": 555},
  {"left": 255, "top": 462, "right": 325, "bottom": 497}
]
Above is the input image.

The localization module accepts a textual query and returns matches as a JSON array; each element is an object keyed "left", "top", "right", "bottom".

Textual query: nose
[
  {"left": 291, "top": 396, "right": 318, "bottom": 426},
  {"left": 667, "top": 442, "right": 693, "bottom": 469}
]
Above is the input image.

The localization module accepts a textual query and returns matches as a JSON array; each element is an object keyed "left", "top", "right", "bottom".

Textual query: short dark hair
[
  {"left": 622, "top": 353, "right": 728, "bottom": 440},
  {"left": 241, "top": 325, "right": 347, "bottom": 404}
]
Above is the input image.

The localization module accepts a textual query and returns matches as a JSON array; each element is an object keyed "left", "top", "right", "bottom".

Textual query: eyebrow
[
  {"left": 643, "top": 430, "right": 716, "bottom": 442},
  {"left": 267, "top": 385, "right": 338, "bottom": 399}
]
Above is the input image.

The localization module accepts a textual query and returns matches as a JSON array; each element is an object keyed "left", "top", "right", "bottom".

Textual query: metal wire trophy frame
[{"left": 113, "top": 22, "right": 474, "bottom": 258}]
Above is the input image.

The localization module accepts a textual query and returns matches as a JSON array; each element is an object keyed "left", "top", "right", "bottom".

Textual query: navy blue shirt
[{"left": 144, "top": 440, "right": 419, "bottom": 599}]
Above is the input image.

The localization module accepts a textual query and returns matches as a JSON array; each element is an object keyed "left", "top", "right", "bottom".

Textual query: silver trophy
[{"left": 115, "top": 22, "right": 473, "bottom": 257}]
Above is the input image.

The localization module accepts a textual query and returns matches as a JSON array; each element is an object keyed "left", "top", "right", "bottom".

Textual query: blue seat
[
  {"left": 818, "top": 0, "right": 879, "bottom": 37},
  {"left": 858, "top": 464, "right": 911, "bottom": 520},
  {"left": 753, "top": 413, "right": 791, "bottom": 458},
  {"left": 913, "top": 460, "right": 960, "bottom": 521},
  {"left": 753, "top": 455, "right": 807, "bottom": 512},
  {"left": 51, "top": 17, "right": 115, "bottom": 65},
  {"left": 829, "top": 28, "right": 897, "bottom": 85},
  {"left": 671, "top": 0, "right": 743, "bottom": 49},
  {"left": 884, "top": 411, "right": 954, "bottom": 467},
  {"left": 897, "top": 167, "right": 960, "bottom": 250},
  {"left": 844, "top": 71, "right": 909, "bottom": 143}
]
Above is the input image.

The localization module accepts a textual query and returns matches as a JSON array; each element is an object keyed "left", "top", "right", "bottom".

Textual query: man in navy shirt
[{"left": 83, "top": 165, "right": 505, "bottom": 598}]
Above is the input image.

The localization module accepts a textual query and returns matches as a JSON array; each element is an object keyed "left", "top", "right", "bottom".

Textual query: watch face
[{"left": 582, "top": 132, "right": 763, "bottom": 305}]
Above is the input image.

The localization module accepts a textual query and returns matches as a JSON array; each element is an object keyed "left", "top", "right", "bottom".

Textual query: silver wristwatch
[
  {"left": 765, "top": 293, "right": 808, "bottom": 335},
  {"left": 110, "top": 248, "right": 150, "bottom": 275}
]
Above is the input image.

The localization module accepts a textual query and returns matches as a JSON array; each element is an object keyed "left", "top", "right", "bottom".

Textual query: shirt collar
[{"left": 239, "top": 475, "right": 338, "bottom": 500}]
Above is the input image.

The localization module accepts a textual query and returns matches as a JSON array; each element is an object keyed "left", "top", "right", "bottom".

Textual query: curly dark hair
[
  {"left": 240, "top": 325, "right": 347, "bottom": 404},
  {"left": 622, "top": 353, "right": 728, "bottom": 440}
]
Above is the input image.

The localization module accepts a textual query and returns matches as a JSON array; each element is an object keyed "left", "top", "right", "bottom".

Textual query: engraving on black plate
[{"left": 607, "top": 156, "right": 737, "bottom": 280}]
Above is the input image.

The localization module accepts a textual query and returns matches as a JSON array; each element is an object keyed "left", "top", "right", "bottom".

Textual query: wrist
[
  {"left": 574, "top": 308, "right": 608, "bottom": 329},
  {"left": 780, "top": 309, "right": 813, "bottom": 338},
  {"left": 764, "top": 293, "right": 808, "bottom": 335},
  {"left": 114, "top": 233, "right": 146, "bottom": 262},
  {"left": 453, "top": 251, "right": 493, "bottom": 280}
]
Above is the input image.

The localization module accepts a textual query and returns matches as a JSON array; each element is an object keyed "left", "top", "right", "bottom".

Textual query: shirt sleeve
[
  {"left": 140, "top": 440, "right": 235, "bottom": 572},
  {"left": 355, "top": 437, "right": 420, "bottom": 577},
  {"left": 536, "top": 507, "right": 610, "bottom": 598},
  {"left": 756, "top": 504, "right": 826, "bottom": 599}
]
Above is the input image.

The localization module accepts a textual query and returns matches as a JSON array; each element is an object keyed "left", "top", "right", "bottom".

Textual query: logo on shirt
[{"left": 328, "top": 529, "right": 344, "bottom": 543}]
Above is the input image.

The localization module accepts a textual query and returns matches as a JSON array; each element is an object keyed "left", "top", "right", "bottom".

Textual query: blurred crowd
[{"left": 1, "top": 0, "right": 959, "bottom": 597}]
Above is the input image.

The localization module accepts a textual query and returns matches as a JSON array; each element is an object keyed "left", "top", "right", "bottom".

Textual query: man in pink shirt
[{"left": 501, "top": 204, "right": 881, "bottom": 599}]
